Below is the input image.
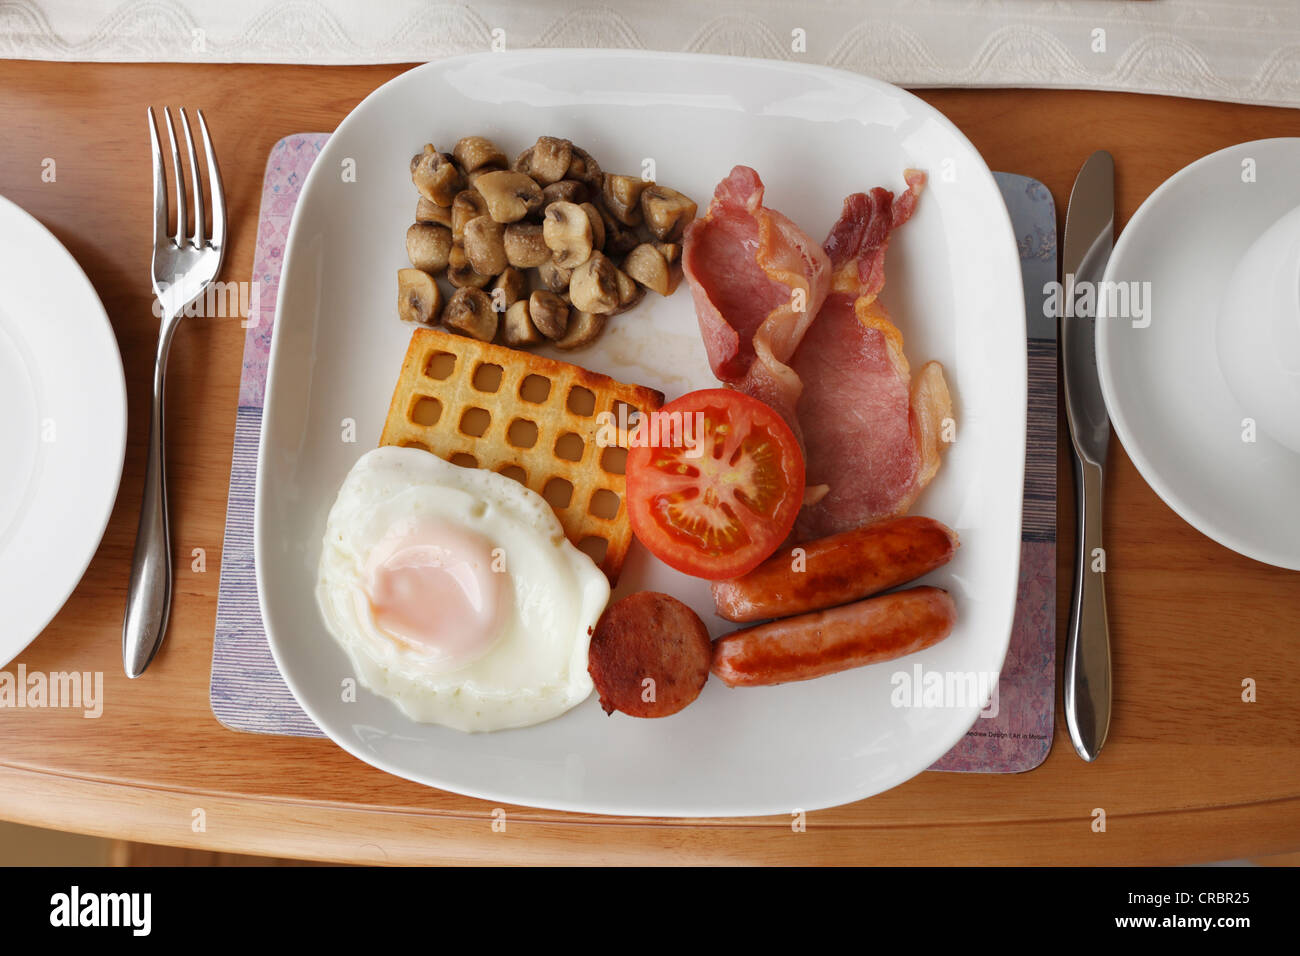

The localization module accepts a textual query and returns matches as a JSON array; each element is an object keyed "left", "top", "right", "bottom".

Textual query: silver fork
[{"left": 122, "top": 107, "right": 227, "bottom": 678}]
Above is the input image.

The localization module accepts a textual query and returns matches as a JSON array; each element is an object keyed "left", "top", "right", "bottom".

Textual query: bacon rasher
[
  {"left": 793, "top": 170, "right": 952, "bottom": 538},
  {"left": 683, "top": 167, "right": 951, "bottom": 540},
  {"left": 681, "top": 166, "right": 831, "bottom": 431}
]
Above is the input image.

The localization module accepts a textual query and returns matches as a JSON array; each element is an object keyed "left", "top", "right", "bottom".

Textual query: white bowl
[
  {"left": 1097, "top": 138, "right": 1300, "bottom": 570},
  {"left": 1215, "top": 203, "right": 1300, "bottom": 453}
]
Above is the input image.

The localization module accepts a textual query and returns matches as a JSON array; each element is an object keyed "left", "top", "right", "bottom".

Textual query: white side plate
[
  {"left": 1097, "top": 138, "right": 1300, "bottom": 570},
  {"left": 0, "top": 194, "right": 127, "bottom": 667},
  {"left": 256, "top": 51, "right": 1025, "bottom": 817}
]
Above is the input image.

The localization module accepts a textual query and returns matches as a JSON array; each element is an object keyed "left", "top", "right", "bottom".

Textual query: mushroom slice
[
  {"left": 491, "top": 267, "right": 528, "bottom": 312},
  {"left": 554, "top": 310, "right": 606, "bottom": 350},
  {"left": 541, "top": 179, "right": 588, "bottom": 206},
  {"left": 410, "top": 145, "right": 463, "bottom": 206},
  {"left": 622, "top": 242, "right": 680, "bottom": 296},
  {"left": 453, "top": 136, "right": 507, "bottom": 173},
  {"left": 641, "top": 185, "right": 698, "bottom": 242},
  {"left": 502, "top": 222, "right": 550, "bottom": 268},
  {"left": 537, "top": 258, "right": 573, "bottom": 294},
  {"left": 520, "top": 136, "right": 573, "bottom": 185},
  {"left": 579, "top": 202, "right": 606, "bottom": 251},
  {"left": 406, "top": 222, "right": 453, "bottom": 274},
  {"left": 452, "top": 189, "right": 488, "bottom": 238},
  {"left": 502, "top": 299, "right": 544, "bottom": 347},
  {"left": 569, "top": 251, "right": 622, "bottom": 314},
  {"left": 465, "top": 168, "right": 503, "bottom": 191},
  {"left": 542, "top": 201, "right": 594, "bottom": 270},
  {"left": 443, "top": 287, "right": 498, "bottom": 342},
  {"left": 528, "top": 290, "right": 570, "bottom": 340},
  {"left": 602, "top": 174, "right": 651, "bottom": 226},
  {"left": 397, "top": 268, "right": 443, "bottom": 327},
  {"left": 566, "top": 146, "right": 604, "bottom": 192},
  {"left": 655, "top": 240, "right": 682, "bottom": 265},
  {"left": 595, "top": 202, "right": 639, "bottom": 256},
  {"left": 416, "top": 197, "right": 453, "bottom": 228},
  {"left": 463, "top": 216, "right": 508, "bottom": 277},
  {"left": 447, "top": 240, "right": 491, "bottom": 289},
  {"left": 609, "top": 266, "right": 645, "bottom": 315},
  {"left": 474, "top": 170, "right": 543, "bottom": 223}
]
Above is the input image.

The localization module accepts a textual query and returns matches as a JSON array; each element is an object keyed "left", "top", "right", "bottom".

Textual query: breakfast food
[
  {"left": 403, "top": 134, "right": 695, "bottom": 350},
  {"left": 317, "top": 145, "right": 966, "bottom": 738},
  {"left": 682, "top": 166, "right": 952, "bottom": 537},
  {"left": 711, "top": 586, "right": 957, "bottom": 688},
  {"left": 379, "top": 327, "right": 664, "bottom": 581},
  {"left": 588, "top": 591, "right": 711, "bottom": 718},
  {"left": 792, "top": 178, "right": 953, "bottom": 537},
  {"left": 682, "top": 165, "right": 832, "bottom": 433},
  {"left": 315, "top": 446, "right": 609, "bottom": 732},
  {"left": 624, "top": 388, "right": 805, "bottom": 580},
  {"left": 711, "top": 516, "right": 959, "bottom": 622}
]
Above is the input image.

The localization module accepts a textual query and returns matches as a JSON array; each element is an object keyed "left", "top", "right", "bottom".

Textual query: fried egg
[{"left": 315, "top": 446, "right": 609, "bottom": 732}]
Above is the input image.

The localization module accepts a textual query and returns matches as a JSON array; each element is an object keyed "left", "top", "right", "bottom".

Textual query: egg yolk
[{"left": 361, "top": 517, "right": 507, "bottom": 669}]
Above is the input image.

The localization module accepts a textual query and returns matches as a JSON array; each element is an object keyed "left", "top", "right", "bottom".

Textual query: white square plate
[{"left": 256, "top": 51, "right": 1025, "bottom": 817}]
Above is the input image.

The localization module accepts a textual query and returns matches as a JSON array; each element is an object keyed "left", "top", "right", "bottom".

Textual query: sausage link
[
  {"left": 711, "top": 516, "right": 958, "bottom": 622},
  {"left": 711, "top": 586, "right": 956, "bottom": 687}
]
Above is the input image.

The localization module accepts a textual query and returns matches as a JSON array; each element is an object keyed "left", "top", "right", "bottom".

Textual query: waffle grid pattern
[{"left": 379, "top": 328, "right": 663, "bottom": 581}]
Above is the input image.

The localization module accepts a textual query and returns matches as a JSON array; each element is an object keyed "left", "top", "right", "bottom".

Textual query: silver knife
[{"left": 1060, "top": 150, "right": 1114, "bottom": 762}]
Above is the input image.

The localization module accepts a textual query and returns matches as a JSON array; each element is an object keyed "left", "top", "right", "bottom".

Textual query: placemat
[{"left": 211, "top": 133, "right": 1057, "bottom": 773}]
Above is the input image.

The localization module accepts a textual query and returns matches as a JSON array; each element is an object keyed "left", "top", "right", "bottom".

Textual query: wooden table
[{"left": 2, "top": 61, "right": 1298, "bottom": 866}]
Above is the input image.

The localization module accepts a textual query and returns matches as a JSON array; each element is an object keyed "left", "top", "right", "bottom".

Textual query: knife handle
[{"left": 1064, "top": 455, "right": 1112, "bottom": 761}]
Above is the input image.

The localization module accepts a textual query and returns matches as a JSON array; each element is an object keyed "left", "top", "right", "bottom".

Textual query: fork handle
[{"left": 122, "top": 323, "right": 177, "bottom": 678}]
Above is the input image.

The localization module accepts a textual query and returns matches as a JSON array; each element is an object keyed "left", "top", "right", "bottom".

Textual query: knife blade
[{"left": 1060, "top": 150, "right": 1114, "bottom": 762}]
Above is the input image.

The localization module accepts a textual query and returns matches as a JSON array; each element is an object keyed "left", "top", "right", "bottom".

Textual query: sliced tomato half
[{"left": 625, "top": 388, "right": 805, "bottom": 580}]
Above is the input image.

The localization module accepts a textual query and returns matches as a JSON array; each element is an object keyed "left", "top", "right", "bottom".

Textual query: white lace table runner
[{"left": 3, "top": 0, "right": 1298, "bottom": 107}]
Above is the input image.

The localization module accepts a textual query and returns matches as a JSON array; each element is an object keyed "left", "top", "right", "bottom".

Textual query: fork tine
[
  {"left": 179, "top": 108, "right": 204, "bottom": 249},
  {"left": 162, "top": 107, "right": 186, "bottom": 246},
  {"left": 147, "top": 108, "right": 168, "bottom": 249},
  {"left": 196, "top": 110, "right": 226, "bottom": 256}
]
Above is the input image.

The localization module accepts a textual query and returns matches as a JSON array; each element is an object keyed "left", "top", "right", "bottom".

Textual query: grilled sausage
[
  {"left": 588, "top": 591, "right": 711, "bottom": 717},
  {"left": 711, "top": 586, "right": 956, "bottom": 688},
  {"left": 711, "top": 516, "right": 958, "bottom": 622}
]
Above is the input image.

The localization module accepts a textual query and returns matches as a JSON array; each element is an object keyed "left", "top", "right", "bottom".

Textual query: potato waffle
[{"left": 379, "top": 328, "right": 664, "bottom": 582}]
